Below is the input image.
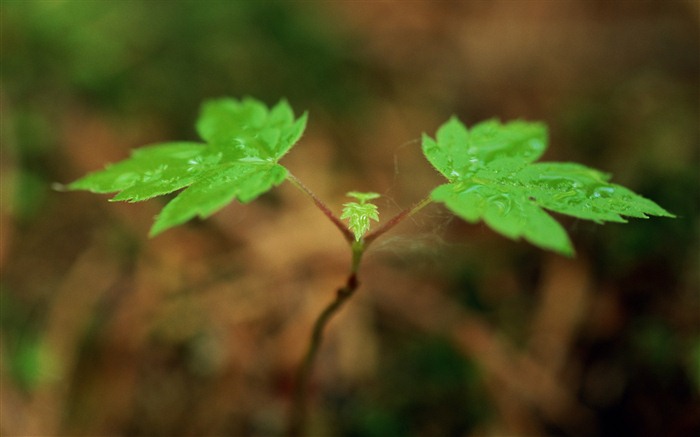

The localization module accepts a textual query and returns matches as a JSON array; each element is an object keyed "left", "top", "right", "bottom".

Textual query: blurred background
[{"left": 2, "top": 1, "right": 698, "bottom": 436}]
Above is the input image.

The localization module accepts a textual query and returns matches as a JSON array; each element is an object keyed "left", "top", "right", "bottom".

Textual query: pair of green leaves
[{"left": 68, "top": 97, "right": 673, "bottom": 255}]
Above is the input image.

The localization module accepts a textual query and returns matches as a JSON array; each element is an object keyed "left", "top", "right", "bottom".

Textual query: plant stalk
[
  {"left": 286, "top": 172, "right": 354, "bottom": 242},
  {"left": 285, "top": 185, "right": 431, "bottom": 436},
  {"left": 287, "top": 243, "right": 364, "bottom": 437},
  {"left": 364, "top": 195, "right": 432, "bottom": 245}
]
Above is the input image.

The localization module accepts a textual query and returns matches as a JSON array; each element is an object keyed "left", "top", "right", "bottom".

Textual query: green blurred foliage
[
  {"left": 0, "top": 289, "right": 57, "bottom": 391},
  {"left": 3, "top": 1, "right": 367, "bottom": 117}
]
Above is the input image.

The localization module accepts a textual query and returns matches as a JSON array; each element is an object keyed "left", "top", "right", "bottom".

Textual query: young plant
[{"left": 66, "top": 97, "right": 674, "bottom": 435}]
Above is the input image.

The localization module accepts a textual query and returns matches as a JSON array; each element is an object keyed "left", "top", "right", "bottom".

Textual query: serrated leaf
[
  {"left": 341, "top": 192, "right": 380, "bottom": 241},
  {"left": 68, "top": 97, "right": 307, "bottom": 236},
  {"left": 150, "top": 163, "right": 287, "bottom": 236},
  {"left": 423, "top": 118, "right": 674, "bottom": 255},
  {"left": 68, "top": 142, "right": 208, "bottom": 198},
  {"left": 196, "top": 97, "right": 307, "bottom": 161},
  {"left": 431, "top": 183, "right": 574, "bottom": 255},
  {"left": 422, "top": 117, "right": 547, "bottom": 182}
]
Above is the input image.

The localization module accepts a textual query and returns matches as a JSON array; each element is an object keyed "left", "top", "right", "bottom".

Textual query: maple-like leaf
[
  {"left": 422, "top": 118, "right": 674, "bottom": 255},
  {"left": 68, "top": 97, "right": 307, "bottom": 236}
]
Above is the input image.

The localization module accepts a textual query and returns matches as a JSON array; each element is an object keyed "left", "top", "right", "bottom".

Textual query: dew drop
[
  {"left": 239, "top": 156, "right": 265, "bottom": 163},
  {"left": 141, "top": 164, "right": 168, "bottom": 182},
  {"left": 233, "top": 138, "right": 247, "bottom": 150},
  {"left": 114, "top": 173, "right": 139, "bottom": 186},
  {"left": 488, "top": 193, "right": 512, "bottom": 214},
  {"left": 593, "top": 186, "right": 616, "bottom": 198}
]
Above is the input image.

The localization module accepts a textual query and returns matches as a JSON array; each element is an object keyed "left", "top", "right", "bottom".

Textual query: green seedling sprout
[{"left": 66, "top": 97, "right": 674, "bottom": 436}]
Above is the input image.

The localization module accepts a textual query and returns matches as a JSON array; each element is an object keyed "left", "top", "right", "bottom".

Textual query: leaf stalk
[
  {"left": 286, "top": 172, "right": 354, "bottom": 243},
  {"left": 364, "top": 195, "right": 433, "bottom": 246}
]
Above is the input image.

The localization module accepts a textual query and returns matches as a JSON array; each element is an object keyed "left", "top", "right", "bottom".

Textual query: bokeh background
[{"left": 2, "top": 1, "right": 698, "bottom": 436}]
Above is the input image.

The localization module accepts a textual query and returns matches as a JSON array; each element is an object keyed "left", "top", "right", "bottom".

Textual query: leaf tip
[
  {"left": 558, "top": 245, "right": 576, "bottom": 258},
  {"left": 148, "top": 220, "right": 169, "bottom": 238},
  {"left": 656, "top": 208, "right": 677, "bottom": 219},
  {"left": 64, "top": 178, "right": 86, "bottom": 191},
  {"left": 52, "top": 182, "right": 69, "bottom": 192}
]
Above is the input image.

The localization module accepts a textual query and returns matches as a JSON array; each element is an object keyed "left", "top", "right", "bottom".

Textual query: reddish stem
[
  {"left": 286, "top": 172, "right": 354, "bottom": 242},
  {"left": 364, "top": 195, "right": 432, "bottom": 246}
]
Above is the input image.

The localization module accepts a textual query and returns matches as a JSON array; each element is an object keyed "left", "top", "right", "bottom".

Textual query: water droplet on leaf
[
  {"left": 592, "top": 186, "right": 615, "bottom": 198},
  {"left": 488, "top": 193, "right": 512, "bottom": 214}
]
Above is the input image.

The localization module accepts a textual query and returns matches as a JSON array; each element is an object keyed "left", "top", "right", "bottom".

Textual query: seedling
[{"left": 66, "top": 97, "right": 674, "bottom": 435}]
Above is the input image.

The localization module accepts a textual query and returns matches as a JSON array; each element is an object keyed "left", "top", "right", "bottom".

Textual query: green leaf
[
  {"left": 422, "top": 117, "right": 547, "bottom": 182},
  {"left": 423, "top": 118, "right": 674, "bottom": 256},
  {"left": 68, "top": 97, "right": 307, "bottom": 235},
  {"left": 196, "top": 97, "right": 307, "bottom": 161},
  {"left": 341, "top": 192, "right": 380, "bottom": 241},
  {"left": 150, "top": 163, "right": 286, "bottom": 236},
  {"left": 346, "top": 191, "right": 381, "bottom": 203}
]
